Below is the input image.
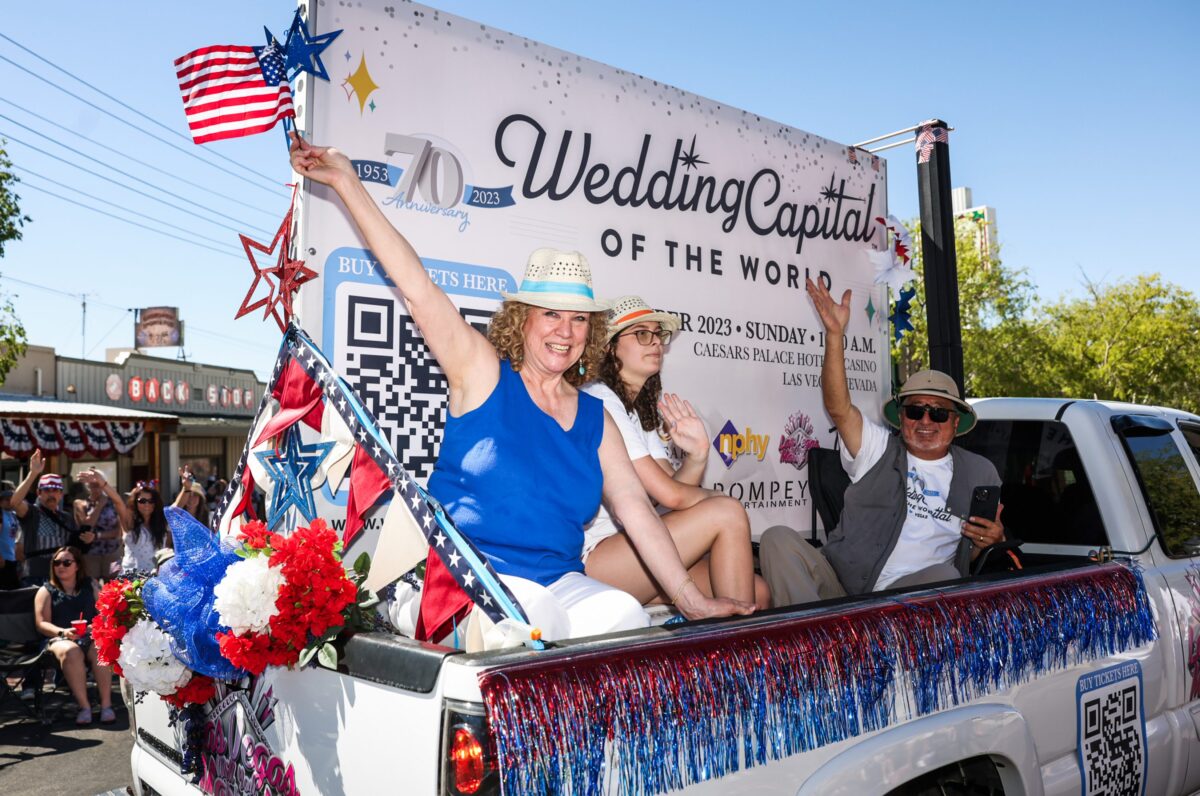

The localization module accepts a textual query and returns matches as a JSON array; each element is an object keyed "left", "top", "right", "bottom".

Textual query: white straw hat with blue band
[{"left": 501, "top": 248, "right": 611, "bottom": 312}]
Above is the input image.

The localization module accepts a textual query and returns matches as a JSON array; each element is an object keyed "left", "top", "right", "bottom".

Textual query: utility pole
[{"left": 81, "top": 293, "right": 87, "bottom": 358}]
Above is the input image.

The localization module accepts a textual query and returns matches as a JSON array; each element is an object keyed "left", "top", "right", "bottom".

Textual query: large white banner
[{"left": 295, "top": 1, "right": 891, "bottom": 538}]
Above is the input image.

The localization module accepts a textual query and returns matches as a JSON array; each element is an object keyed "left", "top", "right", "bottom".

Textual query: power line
[
  {"left": 0, "top": 50, "right": 285, "bottom": 197},
  {"left": 85, "top": 309, "right": 134, "bottom": 358},
  {"left": 18, "top": 180, "right": 244, "bottom": 260},
  {"left": 0, "top": 273, "right": 278, "bottom": 354},
  {"left": 0, "top": 97, "right": 278, "bottom": 220},
  {"left": 2, "top": 128, "right": 272, "bottom": 239},
  {"left": 0, "top": 32, "right": 281, "bottom": 185},
  {"left": 16, "top": 166, "right": 244, "bottom": 257}
]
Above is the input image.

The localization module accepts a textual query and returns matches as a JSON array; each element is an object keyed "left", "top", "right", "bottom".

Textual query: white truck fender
[{"left": 797, "top": 703, "right": 1042, "bottom": 796}]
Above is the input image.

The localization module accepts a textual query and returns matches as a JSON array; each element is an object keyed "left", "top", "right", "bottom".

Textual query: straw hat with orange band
[{"left": 604, "top": 295, "right": 681, "bottom": 343}]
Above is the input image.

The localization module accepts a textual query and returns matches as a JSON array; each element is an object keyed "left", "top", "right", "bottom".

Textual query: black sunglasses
[
  {"left": 903, "top": 404, "right": 954, "bottom": 424},
  {"left": 52, "top": 559, "right": 76, "bottom": 567},
  {"left": 136, "top": 497, "right": 156, "bottom": 505}
]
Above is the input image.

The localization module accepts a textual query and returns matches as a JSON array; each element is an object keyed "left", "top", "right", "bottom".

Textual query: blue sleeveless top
[{"left": 427, "top": 361, "right": 605, "bottom": 586}]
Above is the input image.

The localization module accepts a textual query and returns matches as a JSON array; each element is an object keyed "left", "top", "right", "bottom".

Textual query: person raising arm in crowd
[
  {"left": 290, "top": 133, "right": 752, "bottom": 640},
  {"left": 12, "top": 451, "right": 95, "bottom": 587},
  {"left": 74, "top": 468, "right": 130, "bottom": 581},
  {"left": 759, "top": 278, "right": 1004, "bottom": 605},
  {"left": 582, "top": 296, "right": 770, "bottom": 609}
]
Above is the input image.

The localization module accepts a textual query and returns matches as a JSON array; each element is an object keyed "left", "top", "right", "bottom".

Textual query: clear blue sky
[{"left": 2, "top": 1, "right": 1196, "bottom": 380}]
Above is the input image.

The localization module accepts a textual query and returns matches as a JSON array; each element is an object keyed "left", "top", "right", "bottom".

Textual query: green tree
[
  {"left": 0, "top": 140, "right": 30, "bottom": 380},
  {"left": 1031, "top": 275, "right": 1200, "bottom": 412},
  {"left": 891, "top": 217, "right": 1044, "bottom": 397}
]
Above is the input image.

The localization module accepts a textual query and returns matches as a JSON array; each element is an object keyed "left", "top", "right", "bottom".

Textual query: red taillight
[{"left": 451, "top": 726, "right": 485, "bottom": 794}]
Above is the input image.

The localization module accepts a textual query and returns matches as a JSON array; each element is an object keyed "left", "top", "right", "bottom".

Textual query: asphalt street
[{"left": 0, "top": 678, "right": 134, "bottom": 796}]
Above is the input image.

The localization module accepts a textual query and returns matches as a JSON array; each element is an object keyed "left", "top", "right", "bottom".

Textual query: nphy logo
[{"left": 713, "top": 421, "right": 769, "bottom": 468}]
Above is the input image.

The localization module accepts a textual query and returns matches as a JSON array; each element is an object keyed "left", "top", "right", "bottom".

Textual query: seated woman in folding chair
[
  {"left": 582, "top": 296, "right": 771, "bottom": 609},
  {"left": 33, "top": 546, "right": 115, "bottom": 725}
]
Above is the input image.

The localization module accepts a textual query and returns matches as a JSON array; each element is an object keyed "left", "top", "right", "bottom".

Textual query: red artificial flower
[
  {"left": 238, "top": 520, "right": 276, "bottom": 551},
  {"left": 93, "top": 578, "right": 143, "bottom": 675},
  {"left": 162, "top": 674, "right": 218, "bottom": 709},
  {"left": 217, "top": 520, "right": 359, "bottom": 675}
]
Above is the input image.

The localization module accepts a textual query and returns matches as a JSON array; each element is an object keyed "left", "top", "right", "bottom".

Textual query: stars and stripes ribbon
[
  {"left": 212, "top": 326, "right": 529, "bottom": 636},
  {"left": 173, "top": 39, "right": 295, "bottom": 145},
  {"left": 916, "top": 125, "right": 949, "bottom": 164}
]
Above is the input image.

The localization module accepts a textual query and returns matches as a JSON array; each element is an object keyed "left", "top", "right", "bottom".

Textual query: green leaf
[
  {"left": 353, "top": 552, "right": 371, "bottom": 577},
  {"left": 297, "top": 645, "right": 319, "bottom": 668},
  {"left": 317, "top": 643, "right": 338, "bottom": 670}
]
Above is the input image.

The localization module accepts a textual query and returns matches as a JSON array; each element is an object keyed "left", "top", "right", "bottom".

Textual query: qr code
[
  {"left": 340, "top": 292, "right": 493, "bottom": 480},
  {"left": 1081, "top": 684, "right": 1143, "bottom": 796}
]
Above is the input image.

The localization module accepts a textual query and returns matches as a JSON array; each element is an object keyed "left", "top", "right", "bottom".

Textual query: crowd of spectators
[{"left": 1, "top": 455, "right": 224, "bottom": 725}]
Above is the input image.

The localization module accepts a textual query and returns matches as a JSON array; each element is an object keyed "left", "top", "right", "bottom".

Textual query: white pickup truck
[{"left": 129, "top": 397, "right": 1200, "bottom": 796}]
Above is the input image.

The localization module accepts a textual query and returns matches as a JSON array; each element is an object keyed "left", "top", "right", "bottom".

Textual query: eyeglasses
[
  {"left": 903, "top": 404, "right": 953, "bottom": 424},
  {"left": 52, "top": 559, "right": 76, "bottom": 567},
  {"left": 136, "top": 497, "right": 156, "bottom": 505},
  {"left": 617, "top": 329, "right": 673, "bottom": 346}
]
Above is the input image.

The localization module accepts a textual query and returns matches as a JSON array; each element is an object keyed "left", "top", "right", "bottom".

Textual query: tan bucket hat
[
  {"left": 883, "top": 369, "right": 977, "bottom": 436},
  {"left": 604, "top": 295, "right": 682, "bottom": 343},
  {"left": 500, "top": 248, "right": 610, "bottom": 312}
]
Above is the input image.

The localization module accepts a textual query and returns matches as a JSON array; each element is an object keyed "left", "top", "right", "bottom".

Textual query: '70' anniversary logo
[{"left": 352, "top": 133, "right": 515, "bottom": 233}]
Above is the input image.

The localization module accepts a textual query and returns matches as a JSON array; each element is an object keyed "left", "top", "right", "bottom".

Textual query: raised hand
[
  {"left": 659, "top": 393, "right": 709, "bottom": 461},
  {"left": 289, "top": 132, "right": 355, "bottom": 188},
  {"left": 806, "top": 276, "right": 852, "bottom": 336},
  {"left": 29, "top": 449, "right": 45, "bottom": 476}
]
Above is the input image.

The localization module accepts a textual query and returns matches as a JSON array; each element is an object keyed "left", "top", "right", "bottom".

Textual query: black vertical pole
[{"left": 915, "top": 119, "right": 964, "bottom": 395}]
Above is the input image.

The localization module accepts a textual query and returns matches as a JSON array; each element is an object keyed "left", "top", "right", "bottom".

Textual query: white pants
[{"left": 387, "top": 570, "right": 649, "bottom": 648}]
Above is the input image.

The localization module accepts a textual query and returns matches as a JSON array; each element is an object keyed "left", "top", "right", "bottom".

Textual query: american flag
[{"left": 174, "top": 40, "right": 294, "bottom": 145}]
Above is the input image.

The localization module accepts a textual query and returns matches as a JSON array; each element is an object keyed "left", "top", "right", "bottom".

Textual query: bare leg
[
  {"left": 87, "top": 647, "right": 113, "bottom": 709},
  {"left": 50, "top": 641, "right": 90, "bottom": 709},
  {"left": 586, "top": 495, "right": 757, "bottom": 604}
]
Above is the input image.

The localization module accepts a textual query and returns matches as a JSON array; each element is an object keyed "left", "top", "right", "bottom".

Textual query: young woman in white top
[{"left": 582, "top": 296, "right": 771, "bottom": 609}]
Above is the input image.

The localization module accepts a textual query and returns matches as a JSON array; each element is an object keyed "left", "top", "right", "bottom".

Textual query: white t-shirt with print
[
  {"left": 581, "top": 382, "right": 671, "bottom": 558},
  {"left": 840, "top": 417, "right": 962, "bottom": 590}
]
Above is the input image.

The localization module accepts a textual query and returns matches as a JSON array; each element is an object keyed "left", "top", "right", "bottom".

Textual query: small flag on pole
[{"left": 174, "top": 39, "right": 295, "bottom": 145}]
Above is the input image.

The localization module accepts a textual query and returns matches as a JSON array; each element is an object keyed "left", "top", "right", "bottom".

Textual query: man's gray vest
[{"left": 822, "top": 433, "right": 1001, "bottom": 595}]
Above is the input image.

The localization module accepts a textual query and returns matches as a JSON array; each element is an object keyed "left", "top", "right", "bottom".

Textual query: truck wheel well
[{"left": 885, "top": 755, "right": 1007, "bottom": 796}]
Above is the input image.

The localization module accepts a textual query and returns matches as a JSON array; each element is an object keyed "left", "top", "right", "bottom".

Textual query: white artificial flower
[
  {"left": 118, "top": 618, "right": 192, "bottom": 695},
  {"left": 213, "top": 554, "right": 286, "bottom": 635}
]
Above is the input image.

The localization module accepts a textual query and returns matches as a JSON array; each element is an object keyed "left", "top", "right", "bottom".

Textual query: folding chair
[
  {"left": 808, "top": 447, "right": 850, "bottom": 547},
  {"left": 0, "top": 586, "right": 52, "bottom": 722}
]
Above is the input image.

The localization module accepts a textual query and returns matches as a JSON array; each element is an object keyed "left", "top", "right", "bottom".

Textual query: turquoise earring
[{"left": 578, "top": 361, "right": 586, "bottom": 376}]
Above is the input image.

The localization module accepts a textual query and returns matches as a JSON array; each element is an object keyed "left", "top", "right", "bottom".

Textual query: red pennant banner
[
  {"left": 253, "top": 359, "right": 324, "bottom": 446},
  {"left": 415, "top": 546, "right": 474, "bottom": 643},
  {"left": 343, "top": 444, "right": 391, "bottom": 548}
]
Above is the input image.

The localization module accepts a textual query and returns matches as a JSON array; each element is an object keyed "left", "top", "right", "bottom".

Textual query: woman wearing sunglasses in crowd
[
  {"left": 582, "top": 296, "right": 771, "bottom": 609},
  {"left": 34, "top": 545, "right": 115, "bottom": 724},
  {"left": 121, "top": 485, "right": 171, "bottom": 574}
]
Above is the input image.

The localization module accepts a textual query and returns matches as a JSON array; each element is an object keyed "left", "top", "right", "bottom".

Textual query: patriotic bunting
[
  {"left": 213, "top": 326, "right": 529, "bottom": 640},
  {"left": 107, "top": 422, "right": 145, "bottom": 454},
  {"left": 26, "top": 419, "right": 63, "bottom": 453},
  {"left": 916, "top": 124, "right": 949, "bottom": 164},
  {"left": 82, "top": 422, "right": 115, "bottom": 457},
  {"left": 0, "top": 419, "right": 33, "bottom": 457},
  {"left": 57, "top": 421, "right": 88, "bottom": 459}
]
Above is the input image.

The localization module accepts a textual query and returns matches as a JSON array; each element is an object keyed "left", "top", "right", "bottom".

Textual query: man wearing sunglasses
[
  {"left": 10, "top": 450, "right": 95, "bottom": 586},
  {"left": 760, "top": 279, "right": 1004, "bottom": 605}
]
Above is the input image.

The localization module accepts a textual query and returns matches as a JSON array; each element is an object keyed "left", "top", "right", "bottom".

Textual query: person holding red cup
[{"left": 33, "top": 545, "right": 115, "bottom": 724}]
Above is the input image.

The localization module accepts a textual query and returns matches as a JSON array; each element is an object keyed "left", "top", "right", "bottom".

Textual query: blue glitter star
[
  {"left": 283, "top": 9, "right": 343, "bottom": 81},
  {"left": 255, "top": 426, "right": 335, "bottom": 529}
]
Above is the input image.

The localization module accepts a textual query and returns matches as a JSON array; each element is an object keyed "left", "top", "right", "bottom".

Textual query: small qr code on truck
[
  {"left": 1076, "top": 660, "right": 1146, "bottom": 796},
  {"left": 334, "top": 283, "right": 494, "bottom": 481}
]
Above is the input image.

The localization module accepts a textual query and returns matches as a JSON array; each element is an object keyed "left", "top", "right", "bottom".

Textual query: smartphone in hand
[{"left": 969, "top": 485, "right": 1001, "bottom": 523}]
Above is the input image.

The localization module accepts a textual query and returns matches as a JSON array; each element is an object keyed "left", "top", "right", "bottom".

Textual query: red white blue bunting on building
[{"left": 0, "top": 419, "right": 144, "bottom": 459}]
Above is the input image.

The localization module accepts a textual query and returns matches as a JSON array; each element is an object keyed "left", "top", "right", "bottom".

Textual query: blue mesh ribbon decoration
[
  {"left": 479, "top": 563, "right": 1155, "bottom": 796},
  {"left": 141, "top": 507, "right": 247, "bottom": 681}
]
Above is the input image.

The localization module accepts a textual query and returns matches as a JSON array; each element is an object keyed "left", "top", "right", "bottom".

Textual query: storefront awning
[{"left": 0, "top": 397, "right": 177, "bottom": 422}]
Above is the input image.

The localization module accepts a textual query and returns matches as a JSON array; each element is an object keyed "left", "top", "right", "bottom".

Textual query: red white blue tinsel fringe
[{"left": 478, "top": 564, "right": 1155, "bottom": 796}]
